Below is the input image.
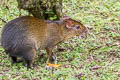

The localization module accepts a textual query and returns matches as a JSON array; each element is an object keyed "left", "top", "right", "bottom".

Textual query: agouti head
[
  {"left": 1, "top": 16, "right": 87, "bottom": 68},
  {"left": 60, "top": 17, "right": 87, "bottom": 40}
]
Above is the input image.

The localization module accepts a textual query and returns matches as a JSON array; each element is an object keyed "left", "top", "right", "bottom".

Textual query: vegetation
[{"left": 0, "top": 0, "right": 120, "bottom": 80}]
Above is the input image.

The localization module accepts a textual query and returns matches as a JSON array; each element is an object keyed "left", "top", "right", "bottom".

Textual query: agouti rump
[{"left": 1, "top": 16, "right": 87, "bottom": 68}]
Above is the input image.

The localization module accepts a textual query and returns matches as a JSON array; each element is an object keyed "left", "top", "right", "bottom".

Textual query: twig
[
  {"left": 0, "top": 18, "right": 7, "bottom": 23},
  {"left": 89, "top": 43, "right": 120, "bottom": 53}
]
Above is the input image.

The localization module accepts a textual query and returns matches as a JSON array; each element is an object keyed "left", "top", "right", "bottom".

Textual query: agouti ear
[{"left": 65, "top": 20, "right": 73, "bottom": 29}]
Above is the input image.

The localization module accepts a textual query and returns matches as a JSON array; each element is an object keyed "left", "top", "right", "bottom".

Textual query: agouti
[{"left": 1, "top": 16, "right": 87, "bottom": 68}]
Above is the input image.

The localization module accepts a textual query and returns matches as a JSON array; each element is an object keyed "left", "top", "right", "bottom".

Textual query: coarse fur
[{"left": 1, "top": 16, "right": 87, "bottom": 68}]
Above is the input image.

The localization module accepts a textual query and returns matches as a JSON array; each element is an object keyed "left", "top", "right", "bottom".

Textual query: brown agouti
[{"left": 1, "top": 16, "right": 87, "bottom": 68}]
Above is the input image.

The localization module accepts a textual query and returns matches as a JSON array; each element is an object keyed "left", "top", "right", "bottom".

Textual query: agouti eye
[{"left": 76, "top": 26, "right": 80, "bottom": 29}]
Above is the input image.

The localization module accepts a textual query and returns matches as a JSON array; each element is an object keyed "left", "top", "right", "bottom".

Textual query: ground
[{"left": 0, "top": 0, "right": 120, "bottom": 80}]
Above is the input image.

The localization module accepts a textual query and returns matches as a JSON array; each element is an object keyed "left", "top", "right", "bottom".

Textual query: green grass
[{"left": 0, "top": 0, "right": 120, "bottom": 80}]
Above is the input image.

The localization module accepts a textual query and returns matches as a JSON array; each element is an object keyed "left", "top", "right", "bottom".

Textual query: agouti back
[{"left": 1, "top": 16, "right": 87, "bottom": 68}]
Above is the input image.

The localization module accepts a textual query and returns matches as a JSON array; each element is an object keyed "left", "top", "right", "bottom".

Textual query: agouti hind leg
[
  {"left": 23, "top": 49, "right": 36, "bottom": 69},
  {"left": 11, "top": 56, "right": 17, "bottom": 65},
  {"left": 5, "top": 50, "right": 17, "bottom": 65}
]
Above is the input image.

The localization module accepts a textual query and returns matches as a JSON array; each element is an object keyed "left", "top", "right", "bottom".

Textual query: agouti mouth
[
  {"left": 78, "top": 29, "right": 88, "bottom": 39},
  {"left": 79, "top": 33, "right": 87, "bottom": 39}
]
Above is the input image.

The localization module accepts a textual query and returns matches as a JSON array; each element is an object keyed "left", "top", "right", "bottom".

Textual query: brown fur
[{"left": 1, "top": 16, "right": 87, "bottom": 68}]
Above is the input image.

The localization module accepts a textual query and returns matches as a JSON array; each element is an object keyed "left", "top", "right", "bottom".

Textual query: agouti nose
[{"left": 80, "top": 33, "right": 87, "bottom": 39}]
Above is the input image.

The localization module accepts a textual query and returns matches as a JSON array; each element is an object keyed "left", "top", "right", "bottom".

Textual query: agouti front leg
[
  {"left": 46, "top": 47, "right": 56, "bottom": 63},
  {"left": 46, "top": 47, "right": 61, "bottom": 68}
]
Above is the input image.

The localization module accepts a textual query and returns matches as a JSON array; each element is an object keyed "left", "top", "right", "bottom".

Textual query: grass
[{"left": 0, "top": 0, "right": 120, "bottom": 80}]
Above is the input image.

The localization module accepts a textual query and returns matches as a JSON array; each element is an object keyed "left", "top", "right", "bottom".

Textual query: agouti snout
[{"left": 1, "top": 16, "right": 87, "bottom": 68}]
